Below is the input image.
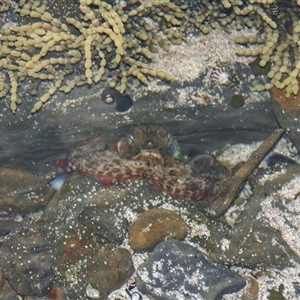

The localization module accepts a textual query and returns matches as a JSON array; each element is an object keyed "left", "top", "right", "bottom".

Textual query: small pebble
[
  {"left": 231, "top": 94, "right": 245, "bottom": 108},
  {"left": 86, "top": 284, "right": 100, "bottom": 299},
  {"left": 128, "top": 208, "right": 187, "bottom": 252},
  {"left": 78, "top": 205, "right": 128, "bottom": 244},
  {"left": 116, "top": 95, "right": 133, "bottom": 112},
  {"left": 131, "top": 291, "right": 143, "bottom": 300}
]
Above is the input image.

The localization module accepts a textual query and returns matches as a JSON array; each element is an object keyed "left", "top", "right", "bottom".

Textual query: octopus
[{"left": 53, "top": 126, "right": 231, "bottom": 205}]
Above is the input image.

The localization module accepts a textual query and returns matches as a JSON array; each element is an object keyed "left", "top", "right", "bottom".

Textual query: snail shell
[{"left": 101, "top": 87, "right": 121, "bottom": 104}]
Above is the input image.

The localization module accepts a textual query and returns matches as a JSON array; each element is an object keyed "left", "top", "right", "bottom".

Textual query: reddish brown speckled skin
[{"left": 52, "top": 127, "right": 230, "bottom": 204}]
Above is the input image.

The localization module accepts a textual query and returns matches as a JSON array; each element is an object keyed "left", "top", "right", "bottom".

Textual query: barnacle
[{"left": 210, "top": 66, "right": 232, "bottom": 86}]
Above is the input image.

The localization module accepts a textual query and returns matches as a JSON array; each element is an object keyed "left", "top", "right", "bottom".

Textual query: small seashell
[
  {"left": 267, "top": 3, "right": 279, "bottom": 16},
  {"left": 48, "top": 173, "right": 70, "bottom": 191},
  {"left": 86, "top": 284, "right": 100, "bottom": 299},
  {"left": 117, "top": 137, "right": 130, "bottom": 152},
  {"left": 131, "top": 291, "right": 143, "bottom": 300},
  {"left": 101, "top": 87, "right": 121, "bottom": 104}
]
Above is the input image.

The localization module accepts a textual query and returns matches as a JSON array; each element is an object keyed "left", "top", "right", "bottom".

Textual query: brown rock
[
  {"left": 271, "top": 84, "right": 300, "bottom": 117},
  {"left": 128, "top": 208, "right": 188, "bottom": 252},
  {"left": 0, "top": 165, "right": 55, "bottom": 213},
  {"left": 86, "top": 245, "right": 134, "bottom": 300},
  {"left": 241, "top": 276, "right": 259, "bottom": 300},
  {"left": 0, "top": 278, "right": 19, "bottom": 299},
  {"left": 45, "top": 285, "right": 66, "bottom": 300},
  {"left": 0, "top": 270, "right": 4, "bottom": 292}
]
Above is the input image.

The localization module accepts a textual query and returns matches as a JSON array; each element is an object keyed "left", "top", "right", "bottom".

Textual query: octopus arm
[{"left": 148, "top": 171, "right": 225, "bottom": 204}]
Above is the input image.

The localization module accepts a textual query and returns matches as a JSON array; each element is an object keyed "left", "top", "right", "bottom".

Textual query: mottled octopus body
[{"left": 53, "top": 127, "right": 230, "bottom": 204}]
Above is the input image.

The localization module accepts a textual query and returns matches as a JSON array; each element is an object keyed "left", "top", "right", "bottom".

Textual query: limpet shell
[
  {"left": 131, "top": 291, "right": 143, "bottom": 300},
  {"left": 86, "top": 284, "right": 100, "bottom": 298}
]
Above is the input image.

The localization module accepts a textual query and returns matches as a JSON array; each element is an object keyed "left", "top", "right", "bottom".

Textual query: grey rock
[
  {"left": 0, "top": 63, "right": 278, "bottom": 166},
  {"left": 39, "top": 173, "right": 133, "bottom": 251},
  {"left": 0, "top": 218, "right": 55, "bottom": 297},
  {"left": 78, "top": 205, "right": 128, "bottom": 244},
  {"left": 208, "top": 164, "right": 300, "bottom": 269},
  {"left": 136, "top": 239, "right": 246, "bottom": 300},
  {"left": 0, "top": 278, "right": 20, "bottom": 300},
  {"left": 0, "top": 219, "right": 21, "bottom": 237}
]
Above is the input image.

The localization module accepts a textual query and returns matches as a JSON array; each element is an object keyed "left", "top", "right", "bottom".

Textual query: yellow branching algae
[
  {"left": 0, "top": 0, "right": 182, "bottom": 113},
  {"left": 233, "top": 0, "right": 300, "bottom": 98},
  {"left": 1, "top": 0, "right": 300, "bottom": 113}
]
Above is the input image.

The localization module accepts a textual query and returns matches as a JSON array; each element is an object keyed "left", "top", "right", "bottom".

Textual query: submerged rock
[
  {"left": 0, "top": 218, "right": 55, "bottom": 297},
  {"left": 0, "top": 164, "right": 55, "bottom": 213},
  {"left": 128, "top": 208, "right": 188, "bottom": 252},
  {"left": 136, "top": 239, "right": 246, "bottom": 300},
  {"left": 208, "top": 164, "right": 300, "bottom": 269},
  {"left": 38, "top": 173, "right": 140, "bottom": 299},
  {"left": 86, "top": 245, "right": 134, "bottom": 299},
  {"left": 0, "top": 62, "right": 278, "bottom": 167},
  {"left": 78, "top": 205, "right": 128, "bottom": 244}
]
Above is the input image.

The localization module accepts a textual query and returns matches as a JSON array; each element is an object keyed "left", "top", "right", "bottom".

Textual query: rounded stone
[
  {"left": 230, "top": 94, "right": 245, "bottom": 108},
  {"left": 128, "top": 208, "right": 188, "bottom": 252},
  {"left": 116, "top": 94, "right": 133, "bottom": 112},
  {"left": 136, "top": 240, "right": 246, "bottom": 300},
  {"left": 86, "top": 245, "right": 134, "bottom": 298}
]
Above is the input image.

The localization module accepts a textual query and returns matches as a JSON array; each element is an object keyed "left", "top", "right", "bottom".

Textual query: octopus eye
[{"left": 188, "top": 154, "right": 216, "bottom": 174}]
